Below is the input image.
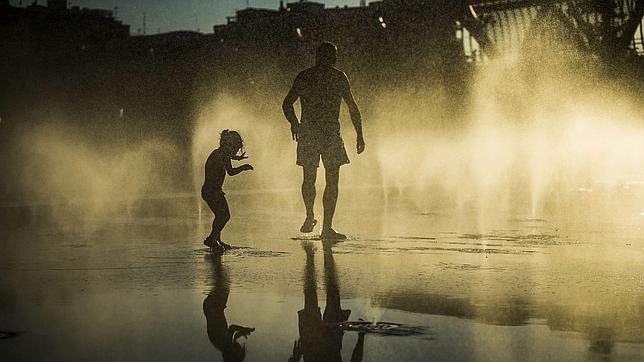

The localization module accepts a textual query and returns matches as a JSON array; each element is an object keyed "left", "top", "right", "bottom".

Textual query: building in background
[{"left": 1, "top": 0, "right": 129, "bottom": 61}]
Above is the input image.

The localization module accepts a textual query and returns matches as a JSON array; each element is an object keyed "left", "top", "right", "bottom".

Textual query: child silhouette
[{"left": 202, "top": 130, "right": 253, "bottom": 251}]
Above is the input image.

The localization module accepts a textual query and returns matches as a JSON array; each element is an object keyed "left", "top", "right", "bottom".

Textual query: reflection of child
[
  {"left": 202, "top": 130, "right": 253, "bottom": 251},
  {"left": 204, "top": 292, "right": 255, "bottom": 361},
  {"left": 204, "top": 254, "right": 255, "bottom": 361}
]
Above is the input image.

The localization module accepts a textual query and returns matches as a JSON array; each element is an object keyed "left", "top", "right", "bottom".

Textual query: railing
[{"left": 464, "top": 0, "right": 644, "bottom": 57}]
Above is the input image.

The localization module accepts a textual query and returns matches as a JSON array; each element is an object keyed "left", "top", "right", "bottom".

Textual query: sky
[{"left": 10, "top": 0, "right": 358, "bottom": 34}]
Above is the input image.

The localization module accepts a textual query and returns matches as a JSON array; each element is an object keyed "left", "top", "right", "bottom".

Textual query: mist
[
  {"left": 3, "top": 3, "right": 644, "bottom": 361},
  {"left": 186, "top": 27, "right": 643, "bottom": 234},
  {"left": 9, "top": 122, "right": 183, "bottom": 224},
  {"left": 0, "top": 14, "right": 641, "bottom": 235}
]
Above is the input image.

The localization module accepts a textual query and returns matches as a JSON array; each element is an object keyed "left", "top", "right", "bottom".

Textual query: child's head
[{"left": 219, "top": 129, "right": 243, "bottom": 156}]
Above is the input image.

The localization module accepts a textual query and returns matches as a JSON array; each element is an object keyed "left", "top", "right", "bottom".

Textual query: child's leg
[
  {"left": 204, "top": 192, "right": 229, "bottom": 243},
  {"left": 212, "top": 193, "right": 230, "bottom": 242},
  {"left": 203, "top": 198, "right": 220, "bottom": 246}
]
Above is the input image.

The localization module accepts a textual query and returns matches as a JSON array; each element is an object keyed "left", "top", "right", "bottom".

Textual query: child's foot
[
  {"left": 218, "top": 240, "right": 233, "bottom": 250},
  {"left": 204, "top": 236, "right": 216, "bottom": 247},
  {"left": 300, "top": 217, "right": 317, "bottom": 233},
  {"left": 211, "top": 244, "right": 225, "bottom": 254},
  {"left": 321, "top": 228, "right": 346, "bottom": 240}
]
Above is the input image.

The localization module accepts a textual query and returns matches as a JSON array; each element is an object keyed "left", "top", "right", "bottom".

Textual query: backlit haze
[{"left": 2, "top": 2, "right": 644, "bottom": 361}]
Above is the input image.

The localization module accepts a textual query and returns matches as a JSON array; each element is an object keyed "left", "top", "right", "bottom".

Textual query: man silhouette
[
  {"left": 288, "top": 242, "right": 365, "bottom": 362},
  {"left": 282, "top": 41, "right": 365, "bottom": 240}
]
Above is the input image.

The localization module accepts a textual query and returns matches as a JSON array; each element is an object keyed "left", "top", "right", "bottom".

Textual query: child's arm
[
  {"left": 229, "top": 324, "right": 255, "bottom": 339},
  {"left": 225, "top": 158, "right": 253, "bottom": 176},
  {"left": 231, "top": 152, "right": 248, "bottom": 161}
]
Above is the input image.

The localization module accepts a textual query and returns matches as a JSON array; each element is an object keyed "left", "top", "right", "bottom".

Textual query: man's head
[{"left": 316, "top": 41, "right": 337, "bottom": 67}]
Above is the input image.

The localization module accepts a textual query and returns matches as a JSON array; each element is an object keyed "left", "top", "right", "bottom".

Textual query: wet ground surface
[{"left": 1, "top": 190, "right": 644, "bottom": 361}]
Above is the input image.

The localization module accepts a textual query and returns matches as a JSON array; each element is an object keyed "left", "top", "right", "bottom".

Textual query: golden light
[
  {"left": 378, "top": 16, "right": 387, "bottom": 28},
  {"left": 468, "top": 4, "right": 478, "bottom": 19}
]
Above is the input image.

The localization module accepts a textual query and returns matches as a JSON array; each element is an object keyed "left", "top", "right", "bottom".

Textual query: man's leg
[
  {"left": 300, "top": 167, "right": 318, "bottom": 232},
  {"left": 322, "top": 241, "right": 350, "bottom": 322},
  {"left": 322, "top": 166, "right": 345, "bottom": 239}
]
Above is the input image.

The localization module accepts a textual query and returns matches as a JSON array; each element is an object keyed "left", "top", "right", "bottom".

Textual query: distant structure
[
  {"left": 212, "top": 0, "right": 468, "bottom": 89},
  {"left": 212, "top": 0, "right": 644, "bottom": 64},
  {"left": 47, "top": 0, "right": 67, "bottom": 11},
  {"left": 1, "top": 0, "right": 130, "bottom": 60},
  {"left": 464, "top": 0, "right": 644, "bottom": 59}
]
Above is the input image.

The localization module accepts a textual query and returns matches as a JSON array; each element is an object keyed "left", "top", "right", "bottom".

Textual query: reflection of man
[
  {"left": 289, "top": 242, "right": 365, "bottom": 362},
  {"left": 282, "top": 42, "right": 365, "bottom": 240},
  {"left": 203, "top": 254, "right": 254, "bottom": 362}
]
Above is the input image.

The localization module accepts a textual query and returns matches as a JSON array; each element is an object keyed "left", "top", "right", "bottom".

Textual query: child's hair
[{"left": 220, "top": 129, "right": 244, "bottom": 153}]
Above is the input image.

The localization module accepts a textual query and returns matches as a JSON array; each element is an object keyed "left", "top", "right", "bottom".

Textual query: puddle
[{"left": 339, "top": 320, "right": 428, "bottom": 336}]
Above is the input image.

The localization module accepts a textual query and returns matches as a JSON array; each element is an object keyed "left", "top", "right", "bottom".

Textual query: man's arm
[
  {"left": 342, "top": 76, "right": 365, "bottom": 154},
  {"left": 282, "top": 79, "right": 300, "bottom": 141}
]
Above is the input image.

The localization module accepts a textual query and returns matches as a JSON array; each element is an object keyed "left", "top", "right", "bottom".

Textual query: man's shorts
[{"left": 297, "top": 122, "right": 349, "bottom": 168}]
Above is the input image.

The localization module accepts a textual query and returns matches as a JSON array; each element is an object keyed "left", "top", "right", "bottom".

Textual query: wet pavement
[{"left": 1, "top": 189, "right": 644, "bottom": 361}]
